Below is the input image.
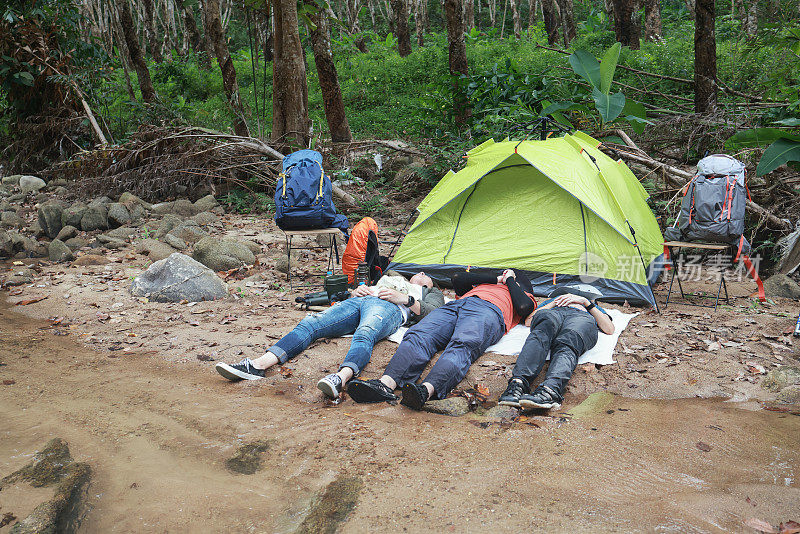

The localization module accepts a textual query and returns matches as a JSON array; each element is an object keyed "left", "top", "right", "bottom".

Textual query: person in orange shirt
[{"left": 347, "top": 269, "right": 536, "bottom": 410}]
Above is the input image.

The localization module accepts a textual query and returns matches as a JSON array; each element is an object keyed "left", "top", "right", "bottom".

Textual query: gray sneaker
[
  {"left": 317, "top": 373, "right": 343, "bottom": 399},
  {"left": 519, "top": 385, "right": 563, "bottom": 411}
]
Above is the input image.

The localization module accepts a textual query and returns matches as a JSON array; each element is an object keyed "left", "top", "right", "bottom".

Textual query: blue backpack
[{"left": 274, "top": 150, "right": 350, "bottom": 235}]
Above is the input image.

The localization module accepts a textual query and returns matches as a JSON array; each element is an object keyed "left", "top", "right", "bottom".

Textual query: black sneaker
[
  {"left": 519, "top": 385, "right": 563, "bottom": 411},
  {"left": 498, "top": 378, "right": 527, "bottom": 408},
  {"left": 316, "top": 373, "right": 343, "bottom": 399},
  {"left": 215, "top": 359, "right": 267, "bottom": 381},
  {"left": 400, "top": 383, "right": 429, "bottom": 411},
  {"left": 347, "top": 379, "right": 398, "bottom": 403}
]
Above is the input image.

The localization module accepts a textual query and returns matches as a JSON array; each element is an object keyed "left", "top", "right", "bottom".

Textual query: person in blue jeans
[{"left": 215, "top": 271, "right": 444, "bottom": 399}]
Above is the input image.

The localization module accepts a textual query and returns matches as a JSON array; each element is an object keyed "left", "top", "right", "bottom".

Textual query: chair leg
[{"left": 286, "top": 235, "right": 293, "bottom": 291}]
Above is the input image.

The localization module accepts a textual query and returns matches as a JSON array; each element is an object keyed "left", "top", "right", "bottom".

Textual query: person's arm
[
  {"left": 451, "top": 271, "right": 499, "bottom": 296},
  {"left": 505, "top": 276, "right": 536, "bottom": 319},
  {"left": 416, "top": 287, "right": 445, "bottom": 318},
  {"left": 551, "top": 294, "right": 615, "bottom": 335}
]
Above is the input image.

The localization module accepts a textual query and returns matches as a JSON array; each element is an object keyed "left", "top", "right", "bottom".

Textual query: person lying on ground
[
  {"left": 497, "top": 290, "right": 614, "bottom": 411},
  {"left": 347, "top": 269, "right": 536, "bottom": 410},
  {"left": 214, "top": 271, "right": 444, "bottom": 399}
]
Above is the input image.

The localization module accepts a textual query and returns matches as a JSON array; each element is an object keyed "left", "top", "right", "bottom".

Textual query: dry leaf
[
  {"left": 696, "top": 441, "right": 712, "bottom": 452},
  {"left": 15, "top": 296, "right": 47, "bottom": 306},
  {"left": 279, "top": 366, "right": 293, "bottom": 378},
  {"left": 778, "top": 521, "right": 800, "bottom": 534},
  {"left": 2, "top": 379, "right": 15, "bottom": 385}
]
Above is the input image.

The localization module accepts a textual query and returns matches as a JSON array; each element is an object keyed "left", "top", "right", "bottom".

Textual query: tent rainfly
[{"left": 388, "top": 131, "right": 665, "bottom": 307}]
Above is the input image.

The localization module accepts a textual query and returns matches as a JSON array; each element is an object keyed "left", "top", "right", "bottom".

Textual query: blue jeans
[
  {"left": 384, "top": 296, "right": 505, "bottom": 399},
  {"left": 267, "top": 296, "right": 403, "bottom": 375}
]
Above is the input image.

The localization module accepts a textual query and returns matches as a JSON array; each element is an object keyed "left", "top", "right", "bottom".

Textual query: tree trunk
[
  {"left": 694, "top": 0, "right": 717, "bottom": 112},
  {"left": 177, "top": 0, "right": 203, "bottom": 54},
  {"left": 466, "top": 0, "right": 475, "bottom": 30},
  {"left": 117, "top": 0, "right": 157, "bottom": 102},
  {"left": 541, "top": 0, "right": 560, "bottom": 45},
  {"left": 391, "top": 0, "right": 412, "bottom": 56},
  {"left": 528, "top": 0, "right": 538, "bottom": 27},
  {"left": 203, "top": 0, "right": 250, "bottom": 137},
  {"left": 142, "top": 0, "right": 163, "bottom": 62},
  {"left": 488, "top": 0, "right": 497, "bottom": 26},
  {"left": 197, "top": 0, "right": 215, "bottom": 69},
  {"left": 644, "top": 0, "right": 662, "bottom": 41},
  {"left": 444, "top": 0, "right": 469, "bottom": 124},
  {"left": 605, "top": 0, "right": 615, "bottom": 25},
  {"left": 684, "top": 0, "right": 695, "bottom": 18},
  {"left": 612, "top": 0, "right": 640, "bottom": 48},
  {"left": 743, "top": 0, "right": 757, "bottom": 37},
  {"left": 309, "top": 10, "right": 352, "bottom": 142},
  {"left": 112, "top": 5, "right": 137, "bottom": 100},
  {"left": 556, "top": 0, "right": 575, "bottom": 45},
  {"left": 416, "top": 0, "right": 426, "bottom": 46},
  {"left": 271, "top": 0, "right": 311, "bottom": 147},
  {"left": 510, "top": 0, "right": 521, "bottom": 38}
]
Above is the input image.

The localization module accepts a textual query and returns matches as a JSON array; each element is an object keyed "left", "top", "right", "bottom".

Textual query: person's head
[{"left": 410, "top": 271, "right": 434, "bottom": 288}]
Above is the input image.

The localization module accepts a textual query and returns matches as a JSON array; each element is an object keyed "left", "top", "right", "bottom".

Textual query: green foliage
[
  {"left": 757, "top": 138, "right": 800, "bottom": 176},
  {"left": 220, "top": 189, "right": 274, "bottom": 214},
  {"left": 724, "top": 126, "right": 800, "bottom": 176},
  {"left": 564, "top": 44, "right": 631, "bottom": 126}
]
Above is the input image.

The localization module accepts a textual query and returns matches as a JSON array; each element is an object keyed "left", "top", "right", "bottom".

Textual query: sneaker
[
  {"left": 317, "top": 373, "right": 343, "bottom": 399},
  {"left": 400, "top": 383, "right": 429, "bottom": 411},
  {"left": 519, "top": 385, "right": 563, "bottom": 411},
  {"left": 215, "top": 359, "right": 266, "bottom": 381},
  {"left": 498, "top": 378, "right": 527, "bottom": 408},
  {"left": 347, "top": 379, "right": 398, "bottom": 403}
]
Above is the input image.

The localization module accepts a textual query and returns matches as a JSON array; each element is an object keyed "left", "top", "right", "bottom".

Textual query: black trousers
[{"left": 512, "top": 307, "right": 599, "bottom": 398}]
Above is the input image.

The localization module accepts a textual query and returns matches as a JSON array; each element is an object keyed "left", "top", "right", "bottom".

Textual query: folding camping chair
[
  {"left": 663, "top": 241, "right": 731, "bottom": 311},
  {"left": 283, "top": 228, "right": 342, "bottom": 291}
]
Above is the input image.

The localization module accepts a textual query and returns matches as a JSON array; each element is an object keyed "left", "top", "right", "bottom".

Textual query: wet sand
[{"left": 1, "top": 300, "right": 798, "bottom": 532}]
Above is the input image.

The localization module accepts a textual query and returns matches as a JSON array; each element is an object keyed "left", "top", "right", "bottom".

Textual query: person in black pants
[
  {"left": 498, "top": 291, "right": 615, "bottom": 411},
  {"left": 347, "top": 269, "right": 536, "bottom": 410}
]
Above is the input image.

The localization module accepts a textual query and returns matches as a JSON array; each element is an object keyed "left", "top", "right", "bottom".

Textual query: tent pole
[
  {"left": 626, "top": 221, "right": 661, "bottom": 313},
  {"left": 387, "top": 210, "right": 417, "bottom": 260}
]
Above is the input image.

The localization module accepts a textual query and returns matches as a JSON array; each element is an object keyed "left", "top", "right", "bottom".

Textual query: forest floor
[{"left": 0, "top": 201, "right": 799, "bottom": 532}]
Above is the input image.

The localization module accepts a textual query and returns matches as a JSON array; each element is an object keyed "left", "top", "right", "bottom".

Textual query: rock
[
  {"left": 29, "top": 220, "right": 45, "bottom": 238},
  {"left": 172, "top": 198, "right": 198, "bottom": 217},
  {"left": 0, "top": 438, "right": 73, "bottom": 488},
  {"left": 104, "top": 227, "right": 137, "bottom": 240},
  {"left": 61, "top": 202, "right": 87, "bottom": 229},
  {"left": 296, "top": 476, "right": 362, "bottom": 534},
  {"left": 164, "top": 234, "right": 188, "bottom": 250},
  {"left": 762, "top": 366, "right": 800, "bottom": 392},
  {"left": 763, "top": 274, "right": 800, "bottom": 300},
  {"left": 38, "top": 201, "right": 64, "bottom": 239},
  {"left": 192, "top": 211, "right": 220, "bottom": 226},
  {"left": 48, "top": 178, "right": 68, "bottom": 187},
  {"left": 8, "top": 231, "right": 24, "bottom": 251},
  {"left": 154, "top": 214, "right": 183, "bottom": 238},
  {"left": 130, "top": 252, "right": 228, "bottom": 302},
  {"left": 5, "top": 273, "right": 33, "bottom": 286},
  {"left": 0, "top": 199, "right": 14, "bottom": 211},
  {"left": 568, "top": 392, "right": 615, "bottom": 418},
  {"left": 63, "top": 237, "right": 89, "bottom": 251},
  {"left": 19, "top": 175, "right": 46, "bottom": 194},
  {"left": 167, "top": 222, "right": 206, "bottom": 245},
  {"left": 53, "top": 186, "right": 67, "bottom": 196},
  {"left": 0, "top": 210, "right": 24, "bottom": 228},
  {"left": 777, "top": 385, "right": 800, "bottom": 404},
  {"left": 80, "top": 205, "right": 108, "bottom": 232},
  {"left": 1, "top": 174, "right": 21, "bottom": 185},
  {"left": 34, "top": 192, "right": 50, "bottom": 203},
  {"left": 193, "top": 194, "right": 219, "bottom": 213},
  {"left": 22, "top": 237, "right": 46, "bottom": 257},
  {"left": 275, "top": 255, "right": 290, "bottom": 274},
  {"left": 8, "top": 193, "right": 25, "bottom": 202},
  {"left": 94, "top": 235, "right": 126, "bottom": 250},
  {"left": 118, "top": 192, "right": 152, "bottom": 210},
  {"left": 192, "top": 236, "right": 256, "bottom": 271},
  {"left": 241, "top": 239, "right": 262, "bottom": 255},
  {"left": 422, "top": 397, "right": 470, "bottom": 417},
  {"left": 72, "top": 254, "right": 110, "bottom": 266},
  {"left": 224, "top": 441, "right": 270, "bottom": 475},
  {"left": 128, "top": 203, "right": 146, "bottom": 222},
  {"left": 48, "top": 240, "right": 74, "bottom": 262},
  {"left": 0, "top": 230, "right": 13, "bottom": 258},
  {"left": 88, "top": 196, "right": 112, "bottom": 208},
  {"left": 482, "top": 405, "right": 520, "bottom": 419},
  {"left": 135, "top": 238, "right": 177, "bottom": 262},
  {"left": 107, "top": 202, "right": 131, "bottom": 227},
  {"left": 55, "top": 225, "right": 78, "bottom": 242},
  {"left": 150, "top": 201, "right": 175, "bottom": 215}
]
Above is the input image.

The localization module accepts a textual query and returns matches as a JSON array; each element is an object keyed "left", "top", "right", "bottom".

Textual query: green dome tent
[{"left": 388, "top": 131, "right": 664, "bottom": 307}]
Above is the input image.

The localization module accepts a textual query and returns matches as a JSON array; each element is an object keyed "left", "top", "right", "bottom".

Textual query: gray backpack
[{"left": 664, "top": 154, "right": 751, "bottom": 255}]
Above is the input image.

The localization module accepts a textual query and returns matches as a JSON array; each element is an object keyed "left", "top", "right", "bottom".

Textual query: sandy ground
[{"left": 1, "top": 209, "right": 799, "bottom": 532}]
